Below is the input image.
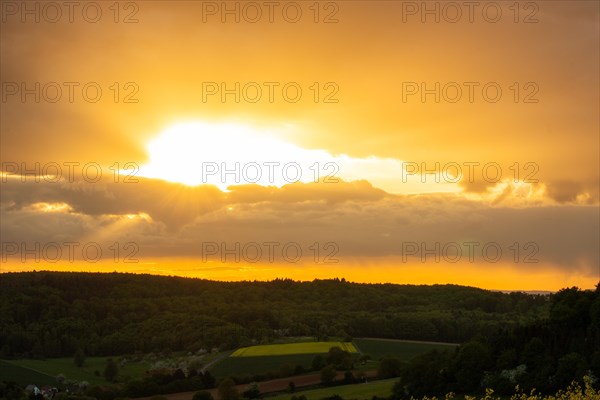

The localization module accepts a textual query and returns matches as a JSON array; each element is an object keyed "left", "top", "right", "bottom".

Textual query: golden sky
[{"left": 1, "top": 1, "right": 598, "bottom": 290}]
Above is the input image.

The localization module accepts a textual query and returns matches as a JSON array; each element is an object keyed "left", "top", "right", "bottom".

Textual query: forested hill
[
  {"left": 0, "top": 271, "right": 549, "bottom": 358},
  {"left": 396, "top": 284, "right": 600, "bottom": 396}
]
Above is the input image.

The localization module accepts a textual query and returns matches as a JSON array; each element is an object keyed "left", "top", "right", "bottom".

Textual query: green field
[
  {"left": 212, "top": 339, "right": 456, "bottom": 378},
  {"left": 231, "top": 342, "right": 357, "bottom": 357},
  {"left": 0, "top": 360, "right": 57, "bottom": 386},
  {"left": 214, "top": 341, "right": 358, "bottom": 377},
  {"left": 5, "top": 357, "right": 149, "bottom": 385},
  {"left": 210, "top": 354, "right": 318, "bottom": 378},
  {"left": 267, "top": 378, "right": 396, "bottom": 400},
  {"left": 354, "top": 338, "right": 457, "bottom": 361}
]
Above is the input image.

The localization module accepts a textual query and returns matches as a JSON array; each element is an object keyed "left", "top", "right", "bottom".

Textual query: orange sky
[{"left": 1, "top": 1, "right": 598, "bottom": 290}]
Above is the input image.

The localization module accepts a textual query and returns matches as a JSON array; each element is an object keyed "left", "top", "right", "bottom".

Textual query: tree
[
  {"left": 391, "top": 379, "right": 407, "bottom": 400},
  {"left": 554, "top": 352, "right": 587, "bottom": 389},
  {"left": 343, "top": 370, "right": 356, "bottom": 384},
  {"left": 73, "top": 348, "right": 85, "bottom": 368},
  {"left": 312, "top": 355, "right": 325, "bottom": 371},
  {"left": 173, "top": 368, "right": 186, "bottom": 380},
  {"left": 453, "top": 341, "right": 492, "bottom": 393},
  {"left": 242, "top": 382, "right": 260, "bottom": 399},
  {"left": 103, "top": 358, "right": 119, "bottom": 382},
  {"left": 326, "top": 346, "right": 353, "bottom": 370},
  {"left": 193, "top": 391, "right": 214, "bottom": 400},
  {"left": 202, "top": 371, "right": 216, "bottom": 388},
  {"left": 378, "top": 357, "right": 402, "bottom": 378},
  {"left": 399, "top": 349, "right": 453, "bottom": 397},
  {"left": 217, "top": 378, "right": 239, "bottom": 400},
  {"left": 320, "top": 365, "right": 336, "bottom": 386},
  {"left": 495, "top": 348, "right": 517, "bottom": 370}
]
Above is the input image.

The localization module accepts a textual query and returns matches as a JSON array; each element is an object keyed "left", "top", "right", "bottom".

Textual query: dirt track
[{"left": 136, "top": 370, "right": 377, "bottom": 400}]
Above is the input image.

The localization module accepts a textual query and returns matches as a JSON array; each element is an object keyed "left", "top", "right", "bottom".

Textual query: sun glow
[
  {"left": 137, "top": 122, "right": 334, "bottom": 190},
  {"left": 137, "top": 122, "right": 464, "bottom": 194},
  {"left": 27, "top": 202, "right": 73, "bottom": 213}
]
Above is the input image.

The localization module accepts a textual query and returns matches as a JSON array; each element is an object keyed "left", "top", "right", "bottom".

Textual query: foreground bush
[{"left": 393, "top": 376, "right": 600, "bottom": 400}]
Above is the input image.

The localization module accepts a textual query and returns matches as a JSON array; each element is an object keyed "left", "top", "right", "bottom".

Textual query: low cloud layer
[{"left": 1, "top": 175, "right": 597, "bottom": 283}]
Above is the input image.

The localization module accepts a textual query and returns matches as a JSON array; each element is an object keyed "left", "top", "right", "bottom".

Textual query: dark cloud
[
  {"left": 1, "top": 177, "right": 598, "bottom": 277},
  {"left": 545, "top": 179, "right": 598, "bottom": 204}
]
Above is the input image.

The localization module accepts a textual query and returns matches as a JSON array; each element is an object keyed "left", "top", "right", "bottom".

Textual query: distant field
[
  {"left": 213, "top": 341, "right": 357, "bottom": 377},
  {"left": 0, "top": 360, "right": 57, "bottom": 386},
  {"left": 212, "top": 339, "right": 454, "bottom": 378},
  {"left": 7, "top": 357, "right": 149, "bottom": 385},
  {"left": 354, "top": 338, "right": 457, "bottom": 361},
  {"left": 267, "top": 378, "right": 396, "bottom": 400},
  {"left": 231, "top": 342, "right": 357, "bottom": 357}
]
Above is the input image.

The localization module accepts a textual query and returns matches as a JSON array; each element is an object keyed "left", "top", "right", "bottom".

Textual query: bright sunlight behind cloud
[{"left": 137, "top": 122, "right": 461, "bottom": 194}]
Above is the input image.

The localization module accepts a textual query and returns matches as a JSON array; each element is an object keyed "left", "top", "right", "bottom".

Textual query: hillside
[
  {"left": 0, "top": 271, "right": 549, "bottom": 359},
  {"left": 396, "top": 285, "right": 600, "bottom": 397}
]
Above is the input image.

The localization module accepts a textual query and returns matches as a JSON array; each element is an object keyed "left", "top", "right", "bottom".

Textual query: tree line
[
  {"left": 392, "top": 285, "right": 600, "bottom": 397},
  {"left": 0, "top": 272, "right": 549, "bottom": 358}
]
